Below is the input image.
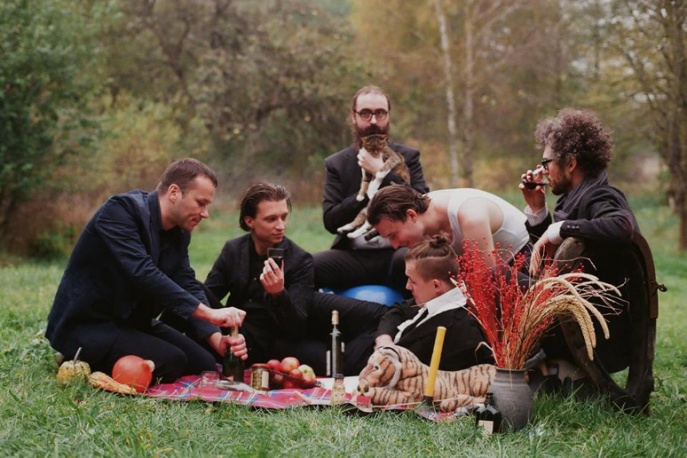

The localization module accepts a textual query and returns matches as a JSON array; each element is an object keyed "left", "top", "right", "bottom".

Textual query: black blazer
[
  {"left": 528, "top": 185, "right": 640, "bottom": 372},
  {"left": 46, "top": 190, "right": 212, "bottom": 364},
  {"left": 376, "top": 299, "right": 493, "bottom": 371},
  {"left": 322, "top": 141, "right": 429, "bottom": 249},
  {"left": 204, "top": 234, "right": 314, "bottom": 340}
]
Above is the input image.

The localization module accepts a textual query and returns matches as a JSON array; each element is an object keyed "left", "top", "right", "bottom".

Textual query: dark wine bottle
[
  {"left": 222, "top": 326, "right": 244, "bottom": 382},
  {"left": 326, "top": 310, "right": 344, "bottom": 377},
  {"left": 474, "top": 392, "right": 502, "bottom": 435}
]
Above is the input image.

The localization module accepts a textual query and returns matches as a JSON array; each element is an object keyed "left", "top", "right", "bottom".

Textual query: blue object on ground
[{"left": 329, "top": 284, "right": 403, "bottom": 307}]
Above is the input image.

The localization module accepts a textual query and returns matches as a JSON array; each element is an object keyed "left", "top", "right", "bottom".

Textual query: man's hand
[
  {"left": 260, "top": 258, "right": 285, "bottom": 297},
  {"left": 529, "top": 224, "right": 563, "bottom": 277},
  {"left": 207, "top": 332, "right": 249, "bottom": 361},
  {"left": 357, "top": 147, "right": 384, "bottom": 175},
  {"left": 519, "top": 167, "right": 547, "bottom": 213},
  {"left": 194, "top": 304, "right": 246, "bottom": 328},
  {"left": 374, "top": 334, "right": 394, "bottom": 350}
]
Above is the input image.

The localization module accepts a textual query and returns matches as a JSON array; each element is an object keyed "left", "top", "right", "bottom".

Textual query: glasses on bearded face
[
  {"left": 354, "top": 109, "right": 389, "bottom": 121},
  {"left": 540, "top": 158, "right": 554, "bottom": 171}
]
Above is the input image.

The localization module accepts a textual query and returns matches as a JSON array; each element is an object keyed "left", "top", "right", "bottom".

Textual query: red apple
[
  {"left": 282, "top": 379, "right": 296, "bottom": 389},
  {"left": 289, "top": 368, "right": 303, "bottom": 379},
  {"left": 280, "top": 356, "right": 300, "bottom": 373},
  {"left": 271, "top": 372, "right": 284, "bottom": 388},
  {"left": 266, "top": 359, "right": 281, "bottom": 372}
]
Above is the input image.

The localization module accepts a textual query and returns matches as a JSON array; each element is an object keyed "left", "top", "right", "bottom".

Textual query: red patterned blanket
[{"left": 143, "top": 375, "right": 455, "bottom": 422}]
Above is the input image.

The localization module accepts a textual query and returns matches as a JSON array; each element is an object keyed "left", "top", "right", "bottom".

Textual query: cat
[{"left": 337, "top": 134, "right": 410, "bottom": 240}]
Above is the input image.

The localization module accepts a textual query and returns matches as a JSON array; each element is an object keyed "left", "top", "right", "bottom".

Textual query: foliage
[
  {"left": 0, "top": 0, "right": 104, "bottom": 239},
  {"left": 103, "top": 0, "right": 366, "bottom": 187}
]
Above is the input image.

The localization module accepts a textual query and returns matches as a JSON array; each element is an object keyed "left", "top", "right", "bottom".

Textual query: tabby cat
[
  {"left": 357, "top": 345, "right": 496, "bottom": 412},
  {"left": 336, "top": 134, "right": 410, "bottom": 240}
]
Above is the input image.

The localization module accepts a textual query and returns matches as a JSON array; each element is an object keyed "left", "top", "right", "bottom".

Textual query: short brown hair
[
  {"left": 534, "top": 108, "right": 613, "bottom": 177},
  {"left": 157, "top": 158, "right": 218, "bottom": 193},
  {"left": 367, "top": 185, "right": 430, "bottom": 226},
  {"left": 239, "top": 182, "right": 291, "bottom": 232},
  {"left": 405, "top": 234, "right": 458, "bottom": 283}
]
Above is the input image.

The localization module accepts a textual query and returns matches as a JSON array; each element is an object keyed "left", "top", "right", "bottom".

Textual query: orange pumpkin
[{"left": 112, "top": 355, "right": 155, "bottom": 393}]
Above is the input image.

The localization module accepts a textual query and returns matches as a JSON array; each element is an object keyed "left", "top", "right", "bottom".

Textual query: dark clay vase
[{"left": 490, "top": 368, "right": 533, "bottom": 432}]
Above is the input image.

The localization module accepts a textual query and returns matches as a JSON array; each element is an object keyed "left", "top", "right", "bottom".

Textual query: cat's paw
[{"left": 347, "top": 221, "right": 372, "bottom": 239}]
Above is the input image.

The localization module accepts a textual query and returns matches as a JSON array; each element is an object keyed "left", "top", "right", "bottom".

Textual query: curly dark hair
[
  {"left": 534, "top": 108, "right": 613, "bottom": 177},
  {"left": 404, "top": 233, "right": 458, "bottom": 283},
  {"left": 239, "top": 182, "right": 291, "bottom": 232},
  {"left": 367, "top": 184, "right": 430, "bottom": 226}
]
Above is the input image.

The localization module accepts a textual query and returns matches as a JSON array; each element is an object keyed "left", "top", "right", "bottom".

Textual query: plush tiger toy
[{"left": 357, "top": 345, "right": 496, "bottom": 412}]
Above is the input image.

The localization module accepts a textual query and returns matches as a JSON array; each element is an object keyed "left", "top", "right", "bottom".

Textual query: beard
[{"left": 352, "top": 121, "right": 390, "bottom": 149}]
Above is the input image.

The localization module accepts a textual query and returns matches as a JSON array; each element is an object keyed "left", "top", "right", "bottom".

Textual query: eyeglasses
[
  {"left": 540, "top": 158, "right": 553, "bottom": 171},
  {"left": 354, "top": 109, "right": 389, "bottom": 121}
]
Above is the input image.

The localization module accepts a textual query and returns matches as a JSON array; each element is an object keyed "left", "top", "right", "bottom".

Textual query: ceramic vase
[{"left": 490, "top": 368, "right": 533, "bottom": 432}]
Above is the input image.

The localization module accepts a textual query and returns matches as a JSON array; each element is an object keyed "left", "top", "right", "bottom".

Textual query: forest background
[{"left": 2, "top": 0, "right": 686, "bottom": 260}]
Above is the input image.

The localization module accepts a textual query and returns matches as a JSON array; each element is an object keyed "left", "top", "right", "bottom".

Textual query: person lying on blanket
[{"left": 374, "top": 234, "right": 493, "bottom": 371}]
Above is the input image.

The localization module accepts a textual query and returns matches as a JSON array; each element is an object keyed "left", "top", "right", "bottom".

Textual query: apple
[
  {"left": 280, "top": 356, "right": 300, "bottom": 373},
  {"left": 298, "top": 364, "right": 317, "bottom": 388},
  {"left": 297, "top": 364, "right": 316, "bottom": 379},
  {"left": 271, "top": 372, "right": 284, "bottom": 388},
  {"left": 266, "top": 359, "right": 281, "bottom": 372},
  {"left": 282, "top": 379, "right": 296, "bottom": 389},
  {"left": 289, "top": 368, "right": 303, "bottom": 379}
]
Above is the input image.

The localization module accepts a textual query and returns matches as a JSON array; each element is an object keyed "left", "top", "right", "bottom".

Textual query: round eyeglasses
[{"left": 354, "top": 109, "right": 389, "bottom": 121}]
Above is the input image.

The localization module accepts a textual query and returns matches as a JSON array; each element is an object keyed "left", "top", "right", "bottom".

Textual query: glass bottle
[
  {"left": 326, "top": 310, "right": 344, "bottom": 377},
  {"left": 222, "top": 326, "right": 244, "bottom": 382},
  {"left": 474, "top": 392, "right": 502, "bottom": 435},
  {"left": 330, "top": 373, "right": 346, "bottom": 405}
]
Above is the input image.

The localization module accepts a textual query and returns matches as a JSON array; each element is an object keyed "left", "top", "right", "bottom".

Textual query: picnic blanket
[{"left": 142, "top": 375, "right": 465, "bottom": 423}]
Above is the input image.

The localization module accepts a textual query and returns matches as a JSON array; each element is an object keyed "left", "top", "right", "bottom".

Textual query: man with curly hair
[{"left": 520, "top": 108, "right": 641, "bottom": 388}]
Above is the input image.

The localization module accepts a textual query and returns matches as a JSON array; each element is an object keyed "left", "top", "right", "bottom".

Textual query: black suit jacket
[
  {"left": 528, "top": 185, "right": 640, "bottom": 372},
  {"left": 46, "top": 190, "right": 212, "bottom": 364},
  {"left": 376, "top": 299, "right": 493, "bottom": 371},
  {"left": 204, "top": 234, "right": 314, "bottom": 340},
  {"left": 322, "top": 141, "right": 429, "bottom": 249}
]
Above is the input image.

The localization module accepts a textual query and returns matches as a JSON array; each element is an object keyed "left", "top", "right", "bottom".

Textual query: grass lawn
[{"left": 1, "top": 200, "right": 686, "bottom": 457}]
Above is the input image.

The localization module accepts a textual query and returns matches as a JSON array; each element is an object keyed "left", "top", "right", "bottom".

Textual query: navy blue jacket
[{"left": 45, "top": 190, "right": 214, "bottom": 364}]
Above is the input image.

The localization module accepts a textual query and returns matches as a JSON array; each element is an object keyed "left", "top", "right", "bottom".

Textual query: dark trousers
[
  {"left": 312, "top": 247, "right": 408, "bottom": 293},
  {"left": 94, "top": 320, "right": 217, "bottom": 384},
  {"left": 299, "top": 292, "right": 387, "bottom": 376}
]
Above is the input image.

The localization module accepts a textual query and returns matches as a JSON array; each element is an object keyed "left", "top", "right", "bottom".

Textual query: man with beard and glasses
[
  {"left": 520, "top": 109, "right": 651, "bottom": 406},
  {"left": 313, "top": 85, "right": 429, "bottom": 293}
]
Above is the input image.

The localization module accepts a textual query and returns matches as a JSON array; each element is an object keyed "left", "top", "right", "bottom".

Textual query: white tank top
[{"left": 442, "top": 188, "right": 529, "bottom": 262}]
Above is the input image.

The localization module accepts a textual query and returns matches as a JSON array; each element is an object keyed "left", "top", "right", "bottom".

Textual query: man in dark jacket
[
  {"left": 521, "top": 108, "right": 640, "bottom": 375},
  {"left": 314, "top": 85, "right": 429, "bottom": 292},
  {"left": 374, "top": 235, "right": 493, "bottom": 371},
  {"left": 46, "top": 158, "right": 246, "bottom": 383},
  {"left": 196, "top": 182, "right": 386, "bottom": 375}
]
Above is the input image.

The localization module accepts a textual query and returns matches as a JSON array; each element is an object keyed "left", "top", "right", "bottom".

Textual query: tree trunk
[
  {"left": 462, "top": 0, "right": 475, "bottom": 188},
  {"left": 433, "top": 0, "right": 460, "bottom": 186}
]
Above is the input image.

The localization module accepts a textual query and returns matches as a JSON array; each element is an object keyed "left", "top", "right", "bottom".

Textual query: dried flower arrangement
[{"left": 454, "top": 243, "right": 623, "bottom": 369}]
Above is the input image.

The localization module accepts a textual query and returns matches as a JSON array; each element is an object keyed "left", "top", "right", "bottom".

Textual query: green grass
[{"left": 1, "top": 203, "right": 686, "bottom": 457}]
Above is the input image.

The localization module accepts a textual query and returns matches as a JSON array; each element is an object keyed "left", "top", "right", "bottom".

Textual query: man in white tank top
[{"left": 367, "top": 185, "right": 529, "bottom": 267}]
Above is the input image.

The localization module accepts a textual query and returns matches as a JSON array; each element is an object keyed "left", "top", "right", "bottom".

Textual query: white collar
[{"left": 394, "top": 287, "right": 467, "bottom": 342}]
